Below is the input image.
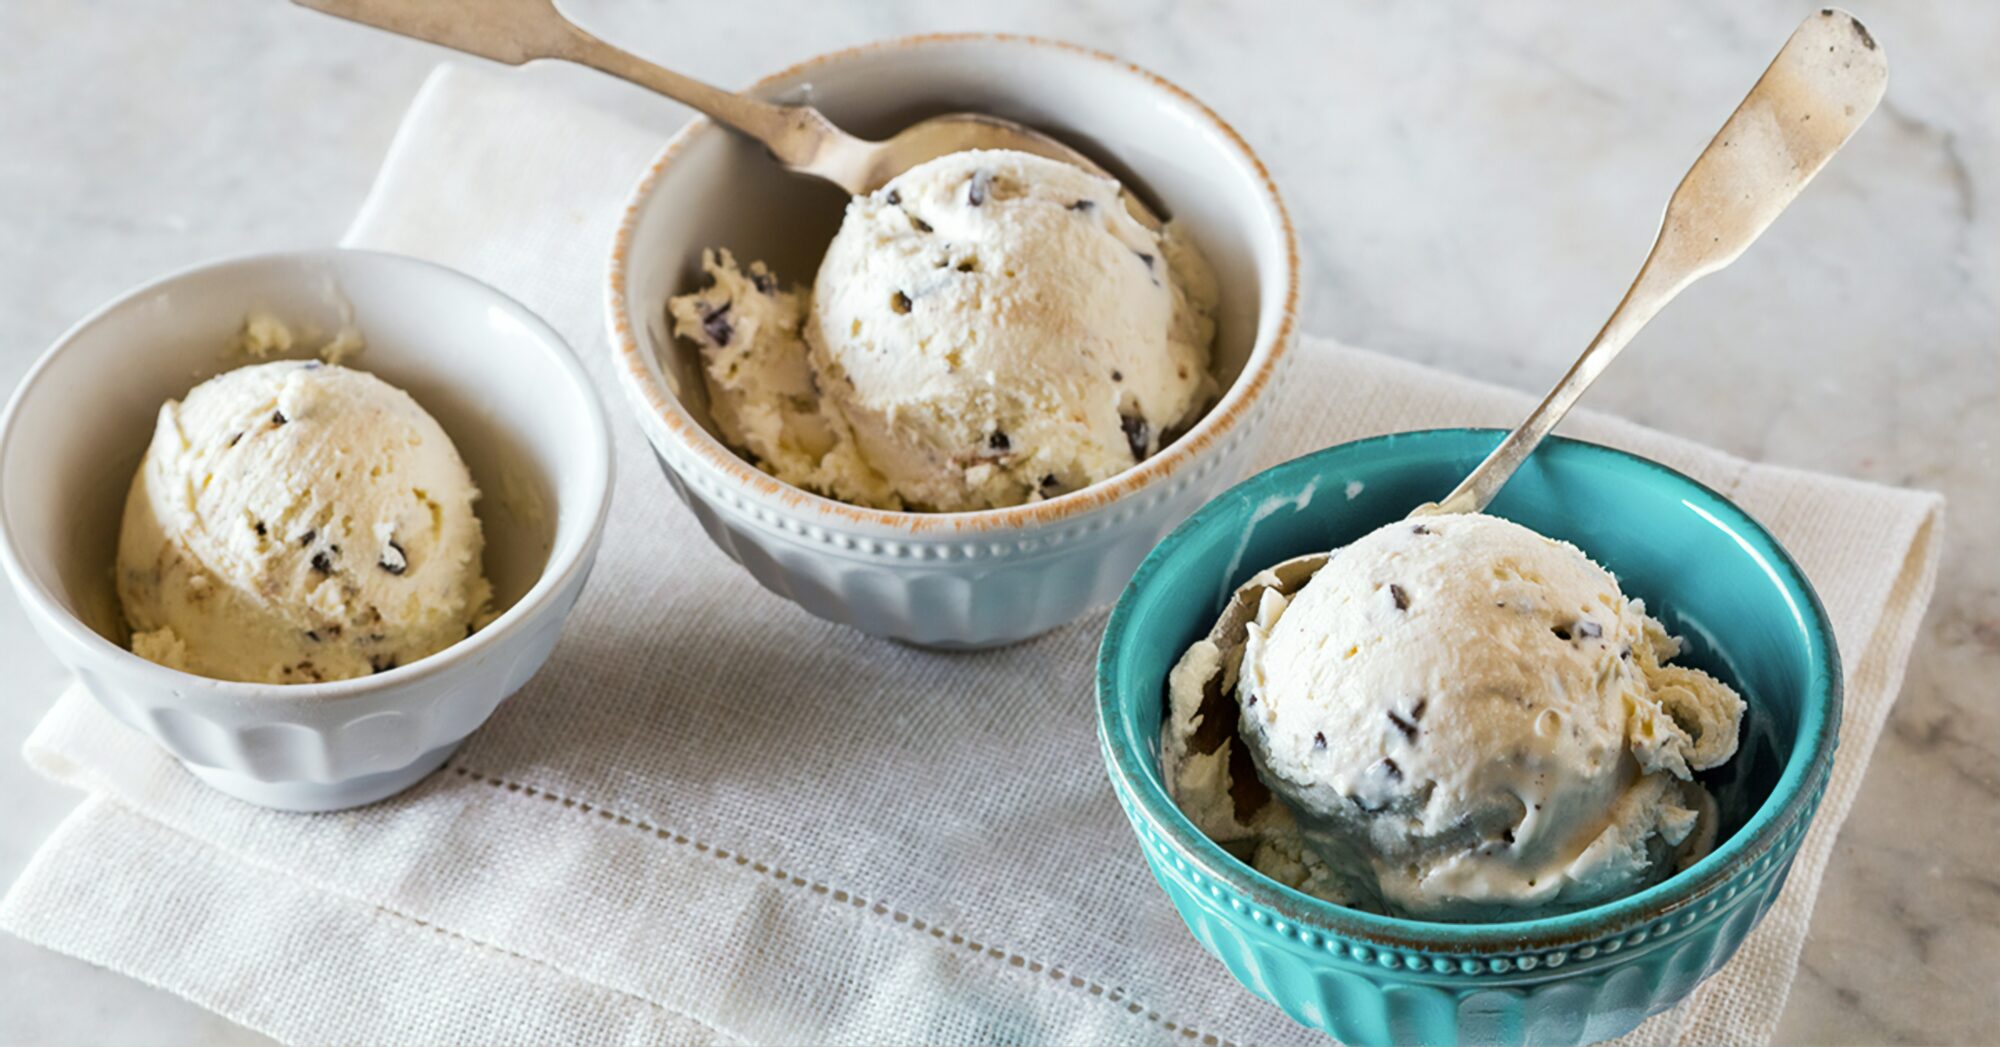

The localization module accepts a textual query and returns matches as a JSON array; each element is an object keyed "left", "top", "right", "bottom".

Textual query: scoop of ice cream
[
  {"left": 807, "top": 149, "right": 1219, "bottom": 510},
  {"left": 117, "top": 360, "right": 492, "bottom": 683},
  {"left": 669, "top": 148, "right": 1219, "bottom": 512},
  {"left": 1165, "top": 513, "right": 1744, "bottom": 921}
]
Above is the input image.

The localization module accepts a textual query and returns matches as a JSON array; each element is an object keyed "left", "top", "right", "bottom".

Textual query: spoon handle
[
  {"left": 291, "top": 0, "right": 859, "bottom": 178},
  {"left": 1430, "top": 9, "right": 1887, "bottom": 516}
]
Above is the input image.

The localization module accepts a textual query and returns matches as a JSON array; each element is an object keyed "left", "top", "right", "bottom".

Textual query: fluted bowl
[
  {"left": 0, "top": 249, "right": 614, "bottom": 811},
  {"left": 608, "top": 34, "right": 1297, "bottom": 648},
  {"left": 1097, "top": 430, "right": 1840, "bottom": 1045}
]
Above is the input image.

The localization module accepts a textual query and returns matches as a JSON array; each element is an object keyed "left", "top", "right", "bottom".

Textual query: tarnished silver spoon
[
  {"left": 1207, "top": 8, "right": 1886, "bottom": 654},
  {"left": 292, "top": 0, "right": 1165, "bottom": 228}
]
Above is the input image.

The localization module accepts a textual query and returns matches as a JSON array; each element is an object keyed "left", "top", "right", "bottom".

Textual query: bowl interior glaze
[
  {"left": 616, "top": 35, "right": 1291, "bottom": 470},
  {"left": 1100, "top": 428, "right": 1839, "bottom": 939},
  {"left": 0, "top": 250, "right": 603, "bottom": 664}
]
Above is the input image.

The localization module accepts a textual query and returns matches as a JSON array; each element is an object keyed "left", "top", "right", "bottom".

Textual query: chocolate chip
[
  {"left": 299, "top": 529, "right": 316, "bottom": 547},
  {"left": 1134, "top": 250, "right": 1155, "bottom": 269},
  {"left": 1313, "top": 732, "right": 1327, "bottom": 750},
  {"left": 1120, "top": 413, "right": 1151, "bottom": 460},
  {"left": 271, "top": 410, "right": 287, "bottom": 426},
  {"left": 1111, "top": 369, "right": 1123, "bottom": 382},
  {"left": 1577, "top": 620, "right": 1603, "bottom": 639},
  {"left": 955, "top": 258, "right": 976, "bottom": 273},
  {"left": 370, "top": 655, "right": 398, "bottom": 674},
  {"left": 750, "top": 271, "right": 776, "bottom": 294},
  {"left": 1387, "top": 711, "right": 1419, "bottom": 743},
  {"left": 226, "top": 432, "right": 243, "bottom": 448},
  {"left": 1347, "top": 792, "right": 1387, "bottom": 814},
  {"left": 700, "top": 302, "right": 733, "bottom": 346},
  {"left": 1850, "top": 16, "right": 1876, "bottom": 50},
  {"left": 1067, "top": 199, "right": 1095, "bottom": 212},
  {"left": 1551, "top": 624, "right": 1572, "bottom": 641},
  {"left": 379, "top": 540, "right": 408, "bottom": 576},
  {"left": 1245, "top": 693, "right": 1258, "bottom": 707},
  {"left": 1411, "top": 697, "right": 1428, "bottom": 721},
  {"left": 1621, "top": 646, "right": 1633, "bottom": 660},
  {"left": 890, "top": 291, "right": 912, "bottom": 314},
  {"left": 909, "top": 214, "right": 933, "bottom": 233},
  {"left": 1390, "top": 584, "right": 1409, "bottom": 610},
  {"left": 1412, "top": 523, "right": 1432, "bottom": 535},
  {"left": 967, "top": 170, "right": 990, "bottom": 206},
  {"left": 885, "top": 188, "right": 901, "bottom": 206},
  {"left": 252, "top": 520, "right": 266, "bottom": 537},
  {"left": 1377, "top": 757, "right": 1403, "bottom": 781},
  {"left": 987, "top": 430, "right": 1011, "bottom": 453},
  {"left": 1039, "top": 474, "right": 1061, "bottom": 495},
  {"left": 1501, "top": 827, "right": 1516, "bottom": 845},
  {"left": 310, "top": 550, "right": 334, "bottom": 574},
  {"left": 305, "top": 630, "right": 320, "bottom": 642}
]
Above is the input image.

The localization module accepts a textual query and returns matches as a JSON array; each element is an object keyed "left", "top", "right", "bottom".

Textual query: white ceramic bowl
[
  {"left": 0, "top": 249, "right": 614, "bottom": 811},
  {"left": 608, "top": 34, "right": 1298, "bottom": 648}
]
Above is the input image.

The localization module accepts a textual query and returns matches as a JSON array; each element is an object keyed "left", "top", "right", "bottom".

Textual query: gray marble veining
[{"left": 1, "top": 2, "right": 1993, "bottom": 1044}]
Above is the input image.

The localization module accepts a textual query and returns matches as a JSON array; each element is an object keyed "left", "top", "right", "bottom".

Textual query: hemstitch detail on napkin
[
  {"left": 377, "top": 901, "right": 727, "bottom": 1037},
  {"left": 448, "top": 763, "right": 1239, "bottom": 1047}
]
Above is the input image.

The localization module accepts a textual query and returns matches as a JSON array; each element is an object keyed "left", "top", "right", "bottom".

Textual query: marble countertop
[{"left": 2, "top": 2, "right": 1992, "bottom": 1044}]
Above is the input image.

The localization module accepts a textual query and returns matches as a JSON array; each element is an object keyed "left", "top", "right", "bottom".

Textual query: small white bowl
[
  {"left": 608, "top": 34, "right": 1298, "bottom": 648},
  {"left": 0, "top": 249, "right": 614, "bottom": 811}
]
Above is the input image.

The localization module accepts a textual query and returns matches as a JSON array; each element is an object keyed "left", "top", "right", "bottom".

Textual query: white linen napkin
[{"left": 2, "top": 65, "right": 1943, "bottom": 1047}]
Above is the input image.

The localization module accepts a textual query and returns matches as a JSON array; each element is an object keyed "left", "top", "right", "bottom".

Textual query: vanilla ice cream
[
  {"left": 1164, "top": 513, "right": 1745, "bottom": 921},
  {"left": 670, "top": 148, "right": 1218, "bottom": 512},
  {"left": 117, "top": 360, "right": 492, "bottom": 683}
]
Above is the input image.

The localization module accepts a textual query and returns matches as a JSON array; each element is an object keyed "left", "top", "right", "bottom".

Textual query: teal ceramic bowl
[{"left": 1097, "top": 429, "right": 1840, "bottom": 1046}]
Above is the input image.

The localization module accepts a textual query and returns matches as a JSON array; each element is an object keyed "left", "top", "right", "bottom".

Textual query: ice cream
[
  {"left": 669, "top": 251, "right": 899, "bottom": 509},
  {"left": 117, "top": 360, "right": 492, "bottom": 684},
  {"left": 670, "top": 148, "right": 1219, "bottom": 512},
  {"left": 1163, "top": 513, "right": 1745, "bottom": 921}
]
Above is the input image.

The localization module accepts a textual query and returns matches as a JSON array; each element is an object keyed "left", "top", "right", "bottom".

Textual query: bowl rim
[
  {"left": 1096, "top": 428, "right": 1844, "bottom": 950},
  {"left": 0, "top": 246, "right": 616, "bottom": 705},
  {"left": 605, "top": 31, "right": 1298, "bottom": 536}
]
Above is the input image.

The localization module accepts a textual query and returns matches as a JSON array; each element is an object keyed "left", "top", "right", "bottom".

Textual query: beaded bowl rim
[
  {"left": 636, "top": 360, "right": 1283, "bottom": 561},
  {"left": 1096, "top": 429, "right": 1843, "bottom": 953}
]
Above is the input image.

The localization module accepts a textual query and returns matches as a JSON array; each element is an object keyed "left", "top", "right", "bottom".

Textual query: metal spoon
[
  {"left": 1206, "top": 8, "right": 1887, "bottom": 654},
  {"left": 291, "top": 0, "right": 1165, "bottom": 227}
]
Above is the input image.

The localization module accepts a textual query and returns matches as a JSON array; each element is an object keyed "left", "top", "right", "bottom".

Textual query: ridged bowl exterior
[
  {"left": 1109, "top": 757, "right": 1824, "bottom": 1046},
  {"left": 21, "top": 545, "right": 597, "bottom": 810}
]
